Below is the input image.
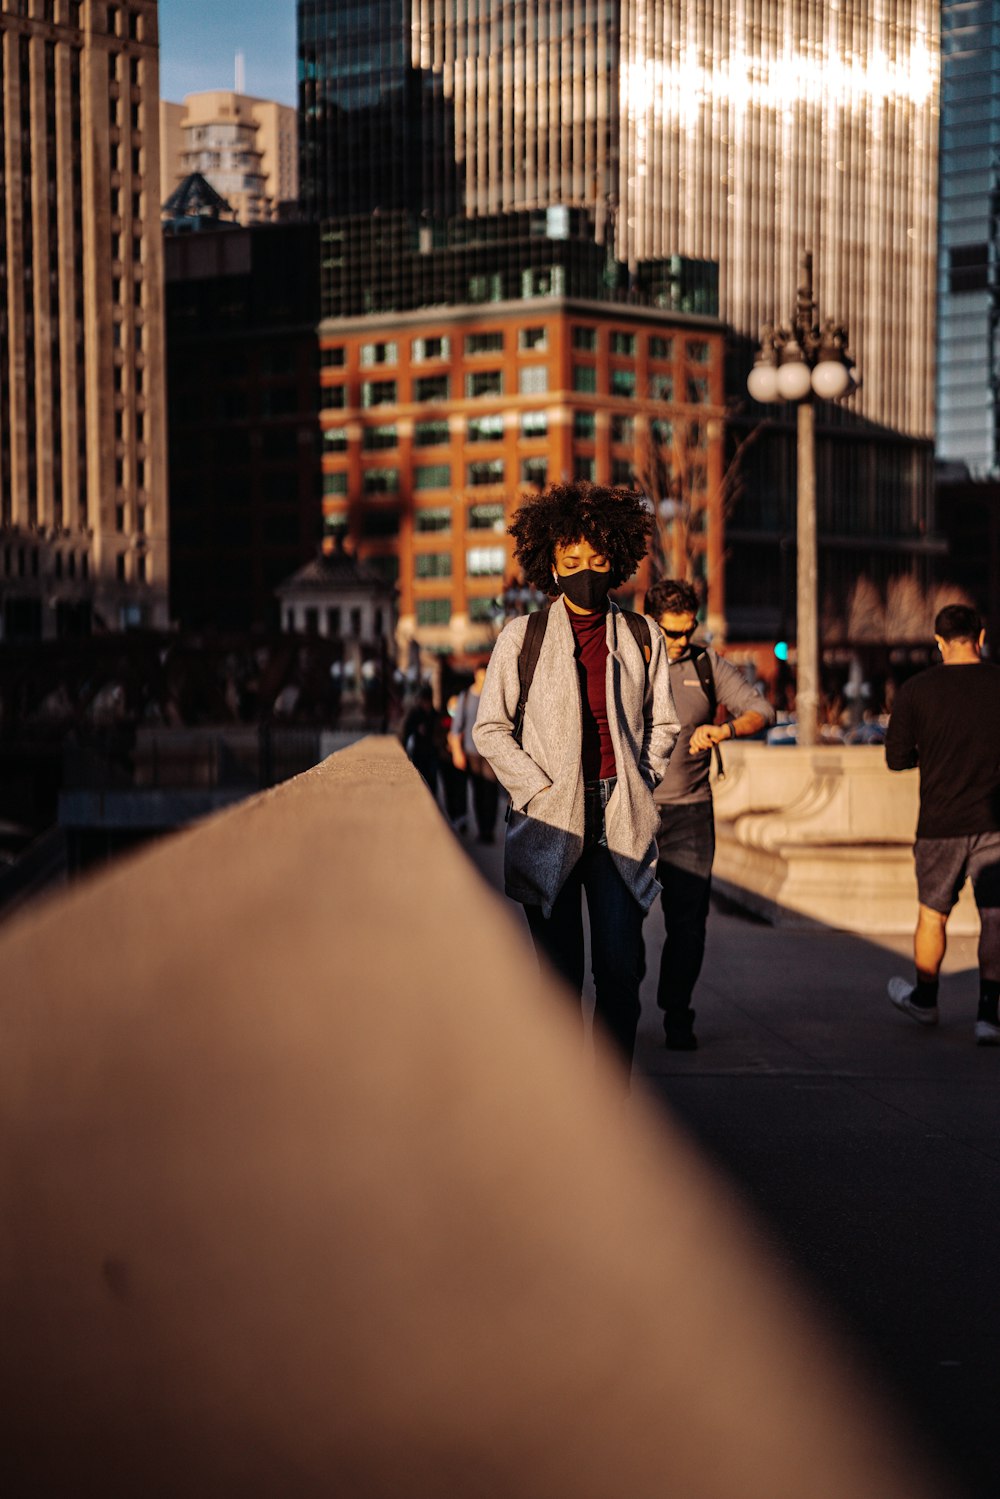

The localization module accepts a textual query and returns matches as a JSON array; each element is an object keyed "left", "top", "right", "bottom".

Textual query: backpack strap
[
  {"left": 512, "top": 606, "right": 549, "bottom": 747},
  {"left": 621, "top": 609, "right": 651, "bottom": 671},
  {"left": 691, "top": 645, "right": 725, "bottom": 779}
]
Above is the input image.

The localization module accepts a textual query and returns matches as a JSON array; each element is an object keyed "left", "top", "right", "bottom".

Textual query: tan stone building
[
  {"left": 159, "top": 91, "right": 297, "bottom": 226},
  {"left": 0, "top": 0, "right": 168, "bottom": 636}
]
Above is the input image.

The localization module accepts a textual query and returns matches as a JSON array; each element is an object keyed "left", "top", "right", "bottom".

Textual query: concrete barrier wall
[
  {"left": 713, "top": 744, "right": 979, "bottom": 934},
  {"left": 0, "top": 739, "right": 950, "bottom": 1497}
]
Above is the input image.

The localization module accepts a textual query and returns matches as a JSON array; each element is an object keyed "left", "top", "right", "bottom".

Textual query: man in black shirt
[{"left": 885, "top": 604, "right": 1000, "bottom": 1044}]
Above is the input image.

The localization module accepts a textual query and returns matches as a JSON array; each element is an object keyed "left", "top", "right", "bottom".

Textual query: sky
[{"left": 158, "top": 0, "right": 297, "bottom": 106}]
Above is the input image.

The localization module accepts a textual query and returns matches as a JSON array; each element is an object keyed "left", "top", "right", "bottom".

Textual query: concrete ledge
[
  {"left": 0, "top": 739, "right": 946, "bottom": 1497},
  {"left": 713, "top": 744, "right": 980, "bottom": 934}
]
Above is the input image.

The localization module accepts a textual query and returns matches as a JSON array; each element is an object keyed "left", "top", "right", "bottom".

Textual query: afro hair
[{"left": 508, "top": 482, "right": 653, "bottom": 593}]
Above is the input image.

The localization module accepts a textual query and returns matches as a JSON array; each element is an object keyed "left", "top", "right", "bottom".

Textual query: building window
[
  {"left": 611, "top": 458, "right": 634, "bottom": 486},
  {"left": 350, "top": 607, "right": 363, "bottom": 636},
  {"left": 467, "top": 546, "right": 505, "bottom": 577},
  {"left": 686, "top": 376, "right": 710, "bottom": 404},
  {"left": 412, "top": 335, "right": 450, "bottom": 361},
  {"left": 362, "top": 379, "right": 397, "bottom": 407},
  {"left": 324, "top": 427, "right": 348, "bottom": 452},
  {"left": 414, "top": 373, "right": 449, "bottom": 402},
  {"left": 362, "top": 424, "right": 397, "bottom": 451},
  {"left": 469, "top": 596, "right": 501, "bottom": 623},
  {"left": 115, "top": 554, "right": 127, "bottom": 581},
  {"left": 610, "top": 331, "right": 636, "bottom": 356},
  {"left": 360, "top": 341, "right": 397, "bottom": 367},
  {"left": 468, "top": 502, "right": 505, "bottom": 532},
  {"left": 686, "top": 340, "right": 711, "bottom": 364},
  {"left": 573, "top": 456, "right": 596, "bottom": 482},
  {"left": 323, "top": 385, "right": 347, "bottom": 410},
  {"left": 520, "top": 410, "right": 548, "bottom": 439},
  {"left": 415, "top": 506, "right": 452, "bottom": 532},
  {"left": 414, "top": 419, "right": 450, "bottom": 446},
  {"left": 321, "top": 346, "right": 346, "bottom": 367},
  {"left": 519, "top": 326, "right": 547, "bottom": 351},
  {"left": 611, "top": 414, "right": 635, "bottom": 445},
  {"left": 467, "top": 459, "right": 505, "bottom": 486},
  {"left": 521, "top": 458, "right": 547, "bottom": 487},
  {"left": 610, "top": 370, "right": 636, "bottom": 398},
  {"left": 415, "top": 551, "right": 452, "bottom": 579},
  {"left": 465, "top": 331, "right": 504, "bottom": 356},
  {"left": 323, "top": 472, "right": 348, "bottom": 495},
  {"left": 573, "top": 365, "right": 597, "bottom": 393},
  {"left": 363, "top": 467, "right": 399, "bottom": 494},
  {"left": 648, "top": 374, "right": 674, "bottom": 401},
  {"left": 572, "top": 326, "right": 597, "bottom": 351},
  {"left": 327, "top": 607, "right": 342, "bottom": 635},
  {"left": 416, "top": 598, "right": 451, "bottom": 626},
  {"left": 573, "top": 411, "right": 596, "bottom": 440},
  {"left": 466, "top": 369, "right": 503, "bottom": 399},
  {"left": 467, "top": 413, "right": 504, "bottom": 443},
  {"left": 649, "top": 335, "right": 673, "bottom": 360},
  {"left": 414, "top": 464, "right": 451, "bottom": 490},
  {"left": 651, "top": 418, "right": 674, "bottom": 447},
  {"left": 137, "top": 553, "right": 148, "bottom": 583},
  {"left": 518, "top": 365, "right": 548, "bottom": 395}
]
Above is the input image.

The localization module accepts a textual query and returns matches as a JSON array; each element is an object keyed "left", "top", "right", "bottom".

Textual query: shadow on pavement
[{"left": 461, "top": 820, "right": 997, "bottom": 1499}]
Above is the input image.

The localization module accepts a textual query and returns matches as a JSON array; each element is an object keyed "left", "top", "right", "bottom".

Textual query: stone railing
[
  {"left": 0, "top": 739, "right": 945, "bottom": 1497},
  {"left": 712, "top": 743, "right": 978, "bottom": 933}
]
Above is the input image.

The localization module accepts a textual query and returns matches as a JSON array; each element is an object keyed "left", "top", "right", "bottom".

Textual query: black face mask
[{"left": 554, "top": 569, "right": 613, "bottom": 612}]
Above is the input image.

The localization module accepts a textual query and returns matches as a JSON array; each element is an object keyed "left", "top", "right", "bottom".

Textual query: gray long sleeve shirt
[{"left": 654, "top": 645, "right": 775, "bottom": 807}]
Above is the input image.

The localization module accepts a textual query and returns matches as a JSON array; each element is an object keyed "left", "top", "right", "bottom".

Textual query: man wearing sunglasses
[{"left": 643, "top": 579, "right": 775, "bottom": 1049}]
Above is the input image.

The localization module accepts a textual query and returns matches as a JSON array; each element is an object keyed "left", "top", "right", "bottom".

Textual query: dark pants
[
  {"left": 470, "top": 765, "right": 499, "bottom": 842},
  {"left": 440, "top": 759, "right": 468, "bottom": 823},
  {"left": 524, "top": 778, "right": 646, "bottom": 1065},
  {"left": 655, "top": 800, "right": 715, "bottom": 1026}
]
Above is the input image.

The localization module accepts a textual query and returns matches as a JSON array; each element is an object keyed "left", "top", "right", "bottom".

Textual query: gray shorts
[{"left": 914, "top": 832, "right": 1000, "bottom": 914}]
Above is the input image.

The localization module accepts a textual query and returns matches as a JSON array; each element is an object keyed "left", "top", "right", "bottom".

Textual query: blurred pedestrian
[
  {"left": 449, "top": 665, "right": 499, "bottom": 843},
  {"left": 886, "top": 604, "right": 1000, "bottom": 1044},
  {"left": 401, "top": 684, "right": 442, "bottom": 794},
  {"left": 473, "top": 482, "right": 678, "bottom": 1071},
  {"left": 643, "top": 579, "right": 774, "bottom": 1050},
  {"left": 439, "top": 692, "right": 470, "bottom": 830}
]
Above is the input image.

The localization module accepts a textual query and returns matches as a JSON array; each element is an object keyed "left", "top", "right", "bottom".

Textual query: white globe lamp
[
  {"left": 747, "top": 359, "right": 780, "bottom": 403},
  {"left": 811, "top": 358, "right": 851, "bottom": 400}
]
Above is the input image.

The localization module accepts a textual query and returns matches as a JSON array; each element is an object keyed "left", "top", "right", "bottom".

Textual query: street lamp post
[{"left": 746, "top": 252, "right": 857, "bottom": 748}]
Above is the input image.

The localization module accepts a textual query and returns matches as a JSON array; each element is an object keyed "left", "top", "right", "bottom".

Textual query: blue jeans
[
  {"left": 524, "top": 778, "right": 646, "bottom": 1064},
  {"left": 655, "top": 799, "right": 715, "bottom": 1025}
]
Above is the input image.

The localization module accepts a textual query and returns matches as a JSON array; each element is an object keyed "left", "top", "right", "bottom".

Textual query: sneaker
[
  {"left": 888, "top": 976, "right": 939, "bottom": 1026},
  {"left": 975, "top": 1018, "right": 1000, "bottom": 1046}
]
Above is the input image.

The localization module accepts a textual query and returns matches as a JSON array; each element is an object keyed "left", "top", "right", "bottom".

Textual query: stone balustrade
[
  {"left": 0, "top": 738, "right": 945, "bottom": 1497},
  {"left": 712, "top": 743, "right": 979, "bottom": 933}
]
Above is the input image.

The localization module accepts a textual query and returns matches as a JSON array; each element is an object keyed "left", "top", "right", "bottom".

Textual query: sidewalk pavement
[{"left": 460, "top": 821, "right": 999, "bottom": 1499}]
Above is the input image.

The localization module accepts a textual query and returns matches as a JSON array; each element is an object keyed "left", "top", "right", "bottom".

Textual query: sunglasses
[{"left": 660, "top": 626, "right": 694, "bottom": 640}]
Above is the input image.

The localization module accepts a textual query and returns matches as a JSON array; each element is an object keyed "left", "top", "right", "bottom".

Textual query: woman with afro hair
[{"left": 473, "top": 482, "right": 678, "bottom": 1073}]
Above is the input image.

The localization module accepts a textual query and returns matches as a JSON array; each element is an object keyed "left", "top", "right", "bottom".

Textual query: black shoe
[{"left": 664, "top": 1013, "right": 698, "bottom": 1051}]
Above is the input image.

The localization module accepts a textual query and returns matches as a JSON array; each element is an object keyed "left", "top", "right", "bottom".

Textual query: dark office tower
[
  {"left": 0, "top": 0, "right": 169, "bottom": 637},
  {"left": 937, "top": 2, "right": 1000, "bottom": 475},
  {"left": 298, "top": 0, "right": 457, "bottom": 219}
]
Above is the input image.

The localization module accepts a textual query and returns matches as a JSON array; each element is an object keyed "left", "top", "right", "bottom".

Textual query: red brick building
[{"left": 319, "top": 302, "right": 726, "bottom": 657}]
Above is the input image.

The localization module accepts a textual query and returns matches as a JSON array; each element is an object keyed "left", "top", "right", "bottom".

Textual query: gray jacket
[{"left": 472, "top": 598, "right": 679, "bottom": 917}]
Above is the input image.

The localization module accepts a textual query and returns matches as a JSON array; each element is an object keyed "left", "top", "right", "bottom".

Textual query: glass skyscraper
[
  {"left": 299, "top": 0, "right": 939, "bottom": 441},
  {"left": 937, "top": 1, "right": 1000, "bottom": 475}
]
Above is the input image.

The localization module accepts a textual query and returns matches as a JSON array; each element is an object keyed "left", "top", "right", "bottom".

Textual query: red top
[{"left": 567, "top": 607, "right": 616, "bottom": 780}]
